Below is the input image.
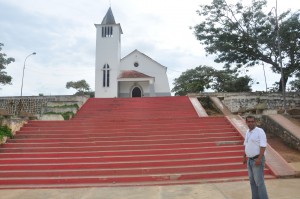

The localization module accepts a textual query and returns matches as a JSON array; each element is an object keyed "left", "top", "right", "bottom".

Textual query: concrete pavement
[{"left": 1, "top": 178, "right": 300, "bottom": 199}]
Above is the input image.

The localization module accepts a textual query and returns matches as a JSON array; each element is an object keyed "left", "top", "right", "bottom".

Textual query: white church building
[{"left": 94, "top": 7, "right": 171, "bottom": 98}]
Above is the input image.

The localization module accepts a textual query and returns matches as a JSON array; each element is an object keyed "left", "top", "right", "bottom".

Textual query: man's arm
[{"left": 255, "top": 147, "right": 266, "bottom": 166}]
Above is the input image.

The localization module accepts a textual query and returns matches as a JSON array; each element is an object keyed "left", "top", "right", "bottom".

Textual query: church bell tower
[{"left": 94, "top": 7, "right": 123, "bottom": 98}]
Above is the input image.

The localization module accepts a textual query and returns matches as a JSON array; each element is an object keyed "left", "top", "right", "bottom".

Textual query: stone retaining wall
[
  {"left": 0, "top": 118, "right": 26, "bottom": 144},
  {"left": 0, "top": 95, "right": 89, "bottom": 115},
  {"left": 261, "top": 115, "right": 300, "bottom": 151},
  {"left": 190, "top": 92, "right": 300, "bottom": 113}
]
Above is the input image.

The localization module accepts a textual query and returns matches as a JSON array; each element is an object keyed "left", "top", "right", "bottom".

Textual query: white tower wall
[{"left": 94, "top": 23, "right": 122, "bottom": 98}]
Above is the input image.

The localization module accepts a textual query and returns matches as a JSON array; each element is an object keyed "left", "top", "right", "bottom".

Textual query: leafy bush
[
  {"left": 0, "top": 125, "right": 13, "bottom": 140},
  {"left": 61, "top": 112, "right": 74, "bottom": 120},
  {"left": 44, "top": 111, "right": 74, "bottom": 120}
]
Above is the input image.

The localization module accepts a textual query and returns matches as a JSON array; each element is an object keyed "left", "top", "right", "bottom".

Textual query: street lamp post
[
  {"left": 20, "top": 52, "right": 36, "bottom": 97},
  {"left": 17, "top": 52, "right": 36, "bottom": 115}
]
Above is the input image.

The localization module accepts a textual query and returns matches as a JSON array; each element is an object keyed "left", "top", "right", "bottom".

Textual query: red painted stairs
[{"left": 0, "top": 96, "right": 275, "bottom": 188}]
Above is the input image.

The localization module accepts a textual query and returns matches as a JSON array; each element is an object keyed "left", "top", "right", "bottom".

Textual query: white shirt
[{"left": 244, "top": 127, "right": 267, "bottom": 158}]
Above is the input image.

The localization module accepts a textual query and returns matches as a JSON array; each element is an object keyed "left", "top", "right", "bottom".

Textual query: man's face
[{"left": 246, "top": 118, "right": 256, "bottom": 130}]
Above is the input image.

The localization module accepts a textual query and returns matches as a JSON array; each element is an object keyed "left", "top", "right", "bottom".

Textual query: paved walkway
[{"left": 1, "top": 178, "right": 299, "bottom": 199}]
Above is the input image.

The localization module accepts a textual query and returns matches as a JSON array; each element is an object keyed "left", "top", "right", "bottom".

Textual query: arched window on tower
[
  {"left": 103, "top": 64, "right": 110, "bottom": 87},
  {"left": 102, "top": 26, "right": 113, "bottom": 37}
]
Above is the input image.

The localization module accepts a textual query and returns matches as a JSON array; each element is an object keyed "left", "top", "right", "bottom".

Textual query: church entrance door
[{"left": 132, "top": 87, "right": 142, "bottom": 97}]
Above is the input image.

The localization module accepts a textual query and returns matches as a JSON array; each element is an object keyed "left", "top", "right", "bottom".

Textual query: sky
[{"left": 0, "top": 0, "right": 298, "bottom": 97}]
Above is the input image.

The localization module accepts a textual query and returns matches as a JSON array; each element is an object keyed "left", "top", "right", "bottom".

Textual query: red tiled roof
[{"left": 119, "top": 70, "right": 152, "bottom": 78}]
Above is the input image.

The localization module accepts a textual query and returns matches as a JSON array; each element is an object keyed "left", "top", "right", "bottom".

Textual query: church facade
[{"left": 94, "top": 8, "right": 171, "bottom": 98}]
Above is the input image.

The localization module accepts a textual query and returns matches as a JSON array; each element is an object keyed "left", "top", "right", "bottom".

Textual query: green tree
[
  {"left": 66, "top": 80, "right": 90, "bottom": 95},
  {"left": 212, "top": 69, "right": 253, "bottom": 92},
  {"left": 171, "top": 66, "right": 253, "bottom": 96},
  {"left": 290, "top": 74, "right": 300, "bottom": 91},
  {"left": 172, "top": 66, "right": 215, "bottom": 96},
  {"left": 0, "top": 43, "right": 15, "bottom": 86},
  {"left": 193, "top": 0, "right": 300, "bottom": 92}
]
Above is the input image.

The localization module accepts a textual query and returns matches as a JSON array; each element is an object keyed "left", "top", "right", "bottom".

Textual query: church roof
[
  {"left": 121, "top": 49, "right": 167, "bottom": 70},
  {"left": 101, "top": 7, "right": 116, "bottom": 24},
  {"left": 118, "top": 70, "right": 153, "bottom": 79}
]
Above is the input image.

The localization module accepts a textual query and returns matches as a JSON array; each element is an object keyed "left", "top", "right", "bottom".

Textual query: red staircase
[{"left": 0, "top": 96, "right": 274, "bottom": 188}]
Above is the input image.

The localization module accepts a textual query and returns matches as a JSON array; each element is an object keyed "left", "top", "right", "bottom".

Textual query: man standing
[{"left": 243, "top": 115, "right": 269, "bottom": 199}]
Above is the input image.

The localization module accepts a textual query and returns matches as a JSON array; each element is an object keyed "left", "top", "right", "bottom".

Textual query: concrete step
[
  {"left": 0, "top": 156, "right": 245, "bottom": 170},
  {"left": 0, "top": 151, "right": 245, "bottom": 164},
  {"left": 0, "top": 146, "right": 244, "bottom": 158},
  {"left": 9, "top": 132, "right": 240, "bottom": 142},
  {"left": 3, "top": 137, "right": 243, "bottom": 148},
  {"left": 0, "top": 141, "right": 244, "bottom": 153},
  {"left": 0, "top": 175, "right": 277, "bottom": 189},
  {"left": 16, "top": 130, "right": 236, "bottom": 138},
  {"left": 0, "top": 170, "right": 252, "bottom": 186},
  {"left": 23, "top": 119, "right": 230, "bottom": 129},
  {"left": 0, "top": 163, "right": 247, "bottom": 178}
]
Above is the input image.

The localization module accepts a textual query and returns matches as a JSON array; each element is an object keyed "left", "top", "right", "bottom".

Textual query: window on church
[
  {"left": 107, "top": 70, "right": 110, "bottom": 87},
  {"left": 103, "top": 64, "right": 110, "bottom": 87},
  {"left": 102, "top": 26, "right": 113, "bottom": 37}
]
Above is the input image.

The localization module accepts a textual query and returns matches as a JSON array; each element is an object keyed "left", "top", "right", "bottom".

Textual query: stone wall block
[
  {"left": 0, "top": 95, "right": 88, "bottom": 116},
  {"left": 261, "top": 115, "right": 300, "bottom": 151}
]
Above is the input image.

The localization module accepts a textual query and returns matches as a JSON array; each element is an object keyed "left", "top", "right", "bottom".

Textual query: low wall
[
  {"left": 0, "top": 95, "right": 89, "bottom": 115},
  {"left": 261, "top": 115, "right": 300, "bottom": 151},
  {"left": 190, "top": 92, "right": 300, "bottom": 113}
]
